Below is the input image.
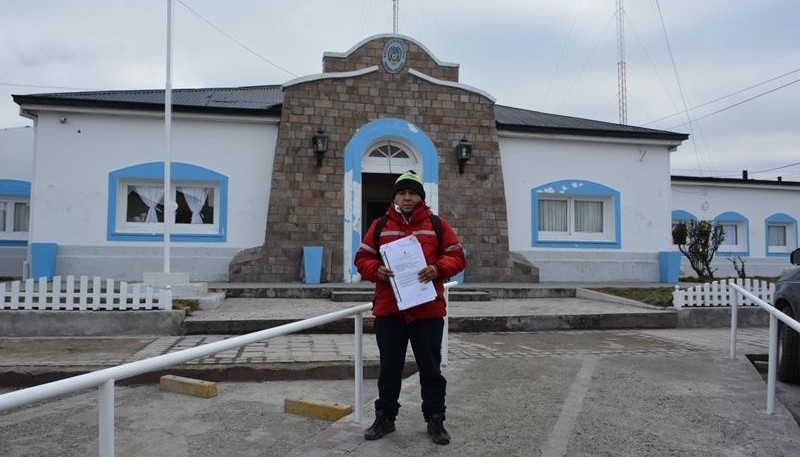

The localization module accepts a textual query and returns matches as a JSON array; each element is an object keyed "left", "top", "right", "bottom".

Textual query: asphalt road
[{"left": 3, "top": 328, "right": 800, "bottom": 456}]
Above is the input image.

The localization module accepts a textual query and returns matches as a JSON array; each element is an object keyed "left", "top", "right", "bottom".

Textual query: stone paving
[
  {"left": 0, "top": 327, "right": 770, "bottom": 370},
  {"left": 2, "top": 291, "right": 797, "bottom": 457}
]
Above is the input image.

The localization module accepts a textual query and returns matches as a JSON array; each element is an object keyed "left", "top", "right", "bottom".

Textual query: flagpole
[{"left": 163, "top": 0, "right": 173, "bottom": 273}]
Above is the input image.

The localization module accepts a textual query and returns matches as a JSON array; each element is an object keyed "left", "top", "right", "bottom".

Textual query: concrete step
[
  {"left": 168, "top": 283, "right": 209, "bottom": 297},
  {"left": 172, "top": 291, "right": 226, "bottom": 311},
  {"left": 209, "top": 284, "right": 577, "bottom": 300},
  {"left": 182, "top": 312, "right": 677, "bottom": 335},
  {"left": 0, "top": 361, "right": 420, "bottom": 388},
  {"left": 329, "top": 289, "right": 492, "bottom": 302}
]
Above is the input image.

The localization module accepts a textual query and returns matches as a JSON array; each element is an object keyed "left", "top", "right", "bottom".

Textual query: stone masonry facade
[{"left": 229, "top": 36, "right": 536, "bottom": 283}]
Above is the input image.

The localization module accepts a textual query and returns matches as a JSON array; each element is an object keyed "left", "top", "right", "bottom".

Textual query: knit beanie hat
[{"left": 393, "top": 170, "right": 425, "bottom": 200}]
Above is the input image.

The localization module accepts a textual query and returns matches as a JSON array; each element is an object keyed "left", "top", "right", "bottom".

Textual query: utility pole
[
  {"left": 616, "top": 0, "right": 628, "bottom": 125},
  {"left": 392, "top": 0, "right": 399, "bottom": 34},
  {"left": 164, "top": 0, "right": 173, "bottom": 272}
]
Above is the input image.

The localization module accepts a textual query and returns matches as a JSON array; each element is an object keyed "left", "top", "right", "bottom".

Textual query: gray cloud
[{"left": 1, "top": 0, "right": 797, "bottom": 179}]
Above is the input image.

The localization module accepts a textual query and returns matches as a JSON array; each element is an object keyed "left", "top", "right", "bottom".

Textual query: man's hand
[
  {"left": 418, "top": 264, "right": 438, "bottom": 283},
  {"left": 376, "top": 266, "right": 394, "bottom": 282}
]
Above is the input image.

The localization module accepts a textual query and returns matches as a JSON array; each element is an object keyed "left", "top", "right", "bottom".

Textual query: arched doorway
[
  {"left": 361, "top": 140, "right": 419, "bottom": 234},
  {"left": 342, "top": 118, "right": 439, "bottom": 282}
]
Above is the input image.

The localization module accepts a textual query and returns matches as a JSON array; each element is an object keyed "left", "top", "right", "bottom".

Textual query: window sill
[
  {"left": 108, "top": 232, "right": 225, "bottom": 242},
  {"left": 533, "top": 239, "right": 620, "bottom": 249}
]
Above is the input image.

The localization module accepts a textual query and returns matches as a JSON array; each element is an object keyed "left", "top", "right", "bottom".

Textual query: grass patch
[{"left": 590, "top": 287, "right": 675, "bottom": 308}]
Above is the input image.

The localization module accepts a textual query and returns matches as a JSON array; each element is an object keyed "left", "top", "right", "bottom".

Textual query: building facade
[{"left": 14, "top": 35, "right": 773, "bottom": 284}]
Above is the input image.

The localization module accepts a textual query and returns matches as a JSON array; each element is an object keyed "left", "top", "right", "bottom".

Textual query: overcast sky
[{"left": 2, "top": 0, "right": 798, "bottom": 180}]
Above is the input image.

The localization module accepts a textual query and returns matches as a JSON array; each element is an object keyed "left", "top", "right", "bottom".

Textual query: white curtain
[
  {"left": 768, "top": 225, "right": 787, "bottom": 246},
  {"left": 575, "top": 200, "right": 603, "bottom": 233},
  {"left": 721, "top": 224, "right": 738, "bottom": 245},
  {"left": 134, "top": 186, "right": 164, "bottom": 223},
  {"left": 178, "top": 186, "right": 209, "bottom": 224},
  {"left": 13, "top": 202, "right": 29, "bottom": 231},
  {"left": 539, "top": 200, "right": 568, "bottom": 232}
]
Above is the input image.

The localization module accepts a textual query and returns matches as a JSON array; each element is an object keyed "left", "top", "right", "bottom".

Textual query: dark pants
[{"left": 373, "top": 316, "right": 447, "bottom": 420}]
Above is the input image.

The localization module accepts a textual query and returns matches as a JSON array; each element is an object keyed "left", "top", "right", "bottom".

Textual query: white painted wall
[
  {"left": 500, "top": 135, "right": 674, "bottom": 251},
  {"left": 499, "top": 134, "right": 675, "bottom": 282},
  {"left": 29, "top": 110, "right": 277, "bottom": 280},
  {"left": 671, "top": 181, "right": 800, "bottom": 277},
  {"left": 0, "top": 126, "right": 34, "bottom": 278},
  {"left": 19, "top": 106, "right": 795, "bottom": 283}
]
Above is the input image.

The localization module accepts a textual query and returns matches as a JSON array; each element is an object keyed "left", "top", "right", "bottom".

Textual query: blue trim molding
[
  {"left": 671, "top": 209, "right": 697, "bottom": 221},
  {"left": 714, "top": 211, "right": 749, "bottom": 256},
  {"left": 107, "top": 162, "right": 228, "bottom": 242},
  {"left": 0, "top": 179, "right": 31, "bottom": 246},
  {"left": 343, "top": 118, "right": 439, "bottom": 277},
  {"left": 0, "top": 179, "right": 31, "bottom": 197},
  {"left": 531, "top": 179, "right": 621, "bottom": 249},
  {"left": 765, "top": 212, "right": 798, "bottom": 257},
  {"left": 0, "top": 240, "right": 27, "bottom": 246}
]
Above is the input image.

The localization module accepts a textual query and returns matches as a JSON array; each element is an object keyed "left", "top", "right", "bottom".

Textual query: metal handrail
[
  {"left": 0, "top": 281, "right": 458, "bottom": 456},
  {"left": 0, "top": 302, "right": 371, "bottom": 456},
  {"left": 728, "top": 282, "right": 800, "bottom": 415},
  {"left": 441, "top": 280, "right": 457, "bottom": 366}
]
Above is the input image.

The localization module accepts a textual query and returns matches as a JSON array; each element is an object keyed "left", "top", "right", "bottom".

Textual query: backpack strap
[
  {"left": 430, "top": 214, "right": 442, "bottom": 249},
  {"left": 373, "top": 214, "right": 388, "bottom": 249}
]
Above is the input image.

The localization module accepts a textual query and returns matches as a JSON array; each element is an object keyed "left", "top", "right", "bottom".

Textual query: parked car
[{"left": 774, "top": 248, "right": 800, "bottom": 383}]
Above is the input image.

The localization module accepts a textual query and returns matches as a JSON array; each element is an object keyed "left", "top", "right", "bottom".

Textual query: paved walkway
[
  {"left": 1, "top": 294, "right": 800, "bottom": 456},
  {"left": 0, "top": 296, "right": 675, "bottom": 376}
]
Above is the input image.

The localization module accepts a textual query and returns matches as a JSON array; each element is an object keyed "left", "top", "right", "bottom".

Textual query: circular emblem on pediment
[{"left": 382, "top": 38, "right": 407, "bottom": 74}]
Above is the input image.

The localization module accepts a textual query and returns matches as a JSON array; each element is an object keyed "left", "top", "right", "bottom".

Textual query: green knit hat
[{"left": 393, "top": 170, "right": 425, "bottom": 200}]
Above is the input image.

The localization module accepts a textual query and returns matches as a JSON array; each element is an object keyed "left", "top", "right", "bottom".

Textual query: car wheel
[{"left": 777, "top": 305, "right": 800, "bottom": 383}]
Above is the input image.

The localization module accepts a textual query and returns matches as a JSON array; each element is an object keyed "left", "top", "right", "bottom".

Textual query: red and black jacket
[{"left": 354, "top": 202, "right": 466, "bottom": 322}]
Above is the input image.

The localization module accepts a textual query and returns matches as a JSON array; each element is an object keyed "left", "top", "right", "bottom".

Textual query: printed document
[{"left": 379, "top": 235, "right": 437, "bottom": 310}]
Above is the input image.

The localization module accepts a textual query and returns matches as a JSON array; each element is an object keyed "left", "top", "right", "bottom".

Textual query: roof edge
[
  {"left": 322, "top": 34, "right": 459, "bottom": 68},
  {"left": 407, "top": 68, "right": 495, "bottom": 102},
  {"left": 671, "top": 174, "right": 800, "bottom": 186},
  {"left": 282, "top": 66, "right": 380, "bottom": 89}
]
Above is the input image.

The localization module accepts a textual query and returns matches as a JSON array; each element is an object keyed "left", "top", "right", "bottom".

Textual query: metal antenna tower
[{"left": 616, "top": 0, "right": 628, "bottom": 125}]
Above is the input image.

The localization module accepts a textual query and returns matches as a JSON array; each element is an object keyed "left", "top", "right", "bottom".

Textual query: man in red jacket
[{"left": 355, "top": 169, "right": 466, "bottom": 445}]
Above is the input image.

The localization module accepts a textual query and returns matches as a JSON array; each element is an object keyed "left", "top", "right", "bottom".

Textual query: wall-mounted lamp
[
  {"left": 455, "top": 135, "right": 472, "bottom": 174},
  {"left": 312, "top": 128, "right": 329, "bottom": 167}
]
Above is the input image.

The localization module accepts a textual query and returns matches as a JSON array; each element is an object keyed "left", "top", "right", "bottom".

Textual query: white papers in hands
[{"left": 379, "top": 235, "right": 437, "bottom": 310}]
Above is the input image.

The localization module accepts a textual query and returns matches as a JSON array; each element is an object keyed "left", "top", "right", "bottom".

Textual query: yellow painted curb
[
  {"left": 159, "top": 375, "right": 218, "bottom": 398},
  {"left": 284, "top": 397, "right": 353, "bottom": 421}
]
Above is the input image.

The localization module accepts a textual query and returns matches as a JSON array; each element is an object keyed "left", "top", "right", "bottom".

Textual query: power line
[
  {"left": 666, "top": 78, "right": 800, "bottom": 130},
  {"left": 176, "top": 0, "right": 298, "bottom": 78},
  {"left": 655, "top": 0, "right": 715, "bottom": 177},
  {"left": 556, "top": 12, "right": 615, "bottom": 114},
  {"left": 0, "top": 82, "right": 97, "bottom": 91},
  {"left": 752, "top": 161, "right": 800, "bottom": 174},
  {"left": 655, "top": 0, "right": 691, "bottom": 130},
  {"left": 544, "top": 1, "right": 584, "bottom": 110},
  {"left": 643, "top": 68, "right": 800, "bottom": 126}
]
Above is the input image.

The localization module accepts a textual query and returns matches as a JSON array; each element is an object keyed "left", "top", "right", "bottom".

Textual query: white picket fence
[
  {"left": 672, "top": 278, "right": 774, "bottom": 309},
  {"left": 0, "top": 275, "right": 172, "bottom": 311}
]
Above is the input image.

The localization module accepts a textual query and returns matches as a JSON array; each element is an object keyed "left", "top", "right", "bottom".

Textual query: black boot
[
  {"left": 364, "top": 410, "right": 396, "bottom": 440},
  {"left": 426, "top": 413, "right": 450, "bottom": 445}
]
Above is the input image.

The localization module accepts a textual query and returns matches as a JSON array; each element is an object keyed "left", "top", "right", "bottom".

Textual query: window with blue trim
[
  {"left": 765, "top": 213, "right": 797, "bottom": 256},
  {"left": 671, "top": 210, "right": 697, "bottom": 245},
  {"left": 108, "top": 162, "right": 227, "bottom": 242},
  {"left": 0, "top": 180, "right": 31, "bottom": 245},
  {"left": 532, "top": 180, "right": 620, "bottom": 248},
  {"left": 714, "top": 211, "right": 748, "bottom": 256}
]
